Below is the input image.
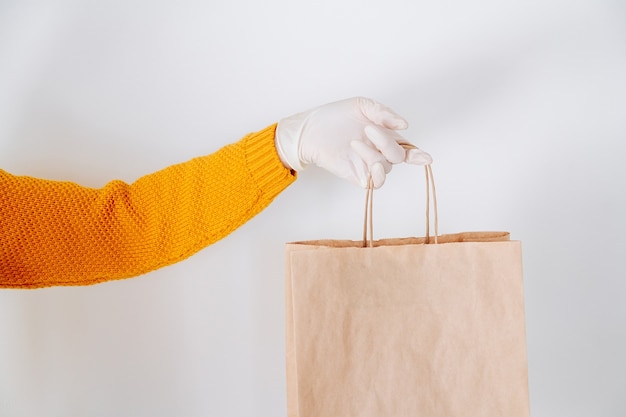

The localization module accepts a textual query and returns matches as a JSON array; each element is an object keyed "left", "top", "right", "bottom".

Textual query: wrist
[{"left": 275, "top": 113, "right": 308, "bottom": 171}]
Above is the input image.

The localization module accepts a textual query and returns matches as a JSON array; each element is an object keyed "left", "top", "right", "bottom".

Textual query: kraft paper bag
[{"left": 284, "top": 168, "right": 529, "bottom": 417}]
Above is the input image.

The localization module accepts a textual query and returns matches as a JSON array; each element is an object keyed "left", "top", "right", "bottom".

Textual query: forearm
[{"left": 0, "top": 124, "right": 296, "bottom": 288}]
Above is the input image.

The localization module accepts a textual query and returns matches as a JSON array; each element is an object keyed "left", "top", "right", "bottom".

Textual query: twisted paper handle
[{"left": 363, "top": 143, "right": 438, "bottom": 247}]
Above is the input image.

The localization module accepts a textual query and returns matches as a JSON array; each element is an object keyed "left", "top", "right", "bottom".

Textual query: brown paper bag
[{"left": 284, "top": 167, "right": 529, "bottom": 417}]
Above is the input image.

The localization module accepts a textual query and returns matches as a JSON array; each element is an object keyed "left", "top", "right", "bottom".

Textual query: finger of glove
[
  {"left": 363, "top": 125, "right": 406, "bottom": 164},
  {"left": 350, "top": 140, "right": 393, "bottom": 173},
  {"left": 349, "top": 143, "right": 389, "bottom": 189},
  {"left": 357, "top": 97, "right": 408, "bottom": 130},
  {"left": 348, "top": 159, "right": 386, "bottom": 189},
  {"left": 347, "top": 152, "right": 372, "bottom": 188},
  {"left": 405, "top": 147, "right": 433, "bottom": 165},
  {"left": 344, "top": 149, "right": 388, "bottom": 189},
  {"left": 370, "top": 162, "right": 387, "bottom": 189}
]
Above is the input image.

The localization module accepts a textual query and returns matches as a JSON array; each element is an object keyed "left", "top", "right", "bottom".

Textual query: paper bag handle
[{"left": 363, "top": 144, "right": 439, "bottom": 247}]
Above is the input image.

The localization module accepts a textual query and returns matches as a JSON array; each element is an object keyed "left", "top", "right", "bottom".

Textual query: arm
[
  {"left": 1, "top": 97, "right": 431, "bottom": 289},
  {"left": 1, "top": 124, "right": 295, "bottom": 288}
]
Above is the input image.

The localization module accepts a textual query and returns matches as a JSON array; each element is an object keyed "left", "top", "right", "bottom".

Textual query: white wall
[{"left": 1, "top": 0, "right": 625, "bottom": 416}]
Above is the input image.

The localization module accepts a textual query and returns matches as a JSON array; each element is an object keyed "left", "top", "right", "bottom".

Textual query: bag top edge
[{"left": 287, "top": 231, "right": 513, "bottom": 248}]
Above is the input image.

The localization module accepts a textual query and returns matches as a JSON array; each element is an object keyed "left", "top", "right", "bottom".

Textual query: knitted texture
[{"left": 1, "top": 124, "right": 296, "bottom": 288}]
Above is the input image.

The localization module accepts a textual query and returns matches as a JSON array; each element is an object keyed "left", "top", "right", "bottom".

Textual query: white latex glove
[{"left": 275, "top": 97, "right": 431, "bottom": 188}]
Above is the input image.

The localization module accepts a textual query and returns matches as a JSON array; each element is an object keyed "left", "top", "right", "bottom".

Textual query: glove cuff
[{"left": 275, "top": 112, "right": 308, "bottom": 171}]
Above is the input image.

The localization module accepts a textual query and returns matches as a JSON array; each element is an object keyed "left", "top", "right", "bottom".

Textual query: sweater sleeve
[{"left": 0, "top": 124, "right": 296, "bottom": 288}]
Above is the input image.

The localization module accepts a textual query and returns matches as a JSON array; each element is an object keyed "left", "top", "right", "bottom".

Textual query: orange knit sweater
[{"left": 0, "top": 124, "right": 296, "bottom": 289}]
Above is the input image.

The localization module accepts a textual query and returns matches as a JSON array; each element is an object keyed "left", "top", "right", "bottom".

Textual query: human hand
[{"left": 275, "top": 97, "right": 431, "bottom": 188}]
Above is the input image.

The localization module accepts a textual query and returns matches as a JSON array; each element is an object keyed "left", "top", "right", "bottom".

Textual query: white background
[{"left": 1, "top": 0, "right": 625, "bottom": 416}]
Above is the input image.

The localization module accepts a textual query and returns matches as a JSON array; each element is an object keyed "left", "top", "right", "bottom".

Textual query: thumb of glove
[{"left": 405, "top": 147, "right": 433, "bottom": 165}]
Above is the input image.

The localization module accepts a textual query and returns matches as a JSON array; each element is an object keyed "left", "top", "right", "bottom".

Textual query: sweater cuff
[{"left": 243, "top": 124, "right": 297, "bottom": 199}]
